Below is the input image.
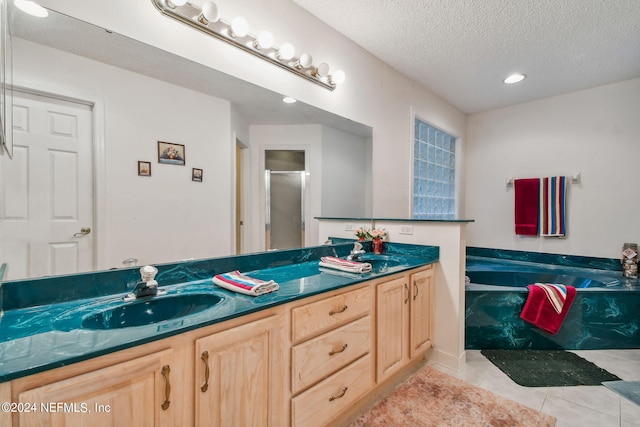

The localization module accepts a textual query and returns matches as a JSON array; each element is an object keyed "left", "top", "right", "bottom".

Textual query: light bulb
[
  {"left": 253, "top": 31, "right": 274, "bottom": 50},
  {"left": 14, "top": 0, "right": 49, "bottom": 17},
  {"left": 329, "top": 70, "right": 346, "bottom": 85},
  {"left": 198, "top": 1, "right": 219, "bottom": 25},
  {"left": 282, "top": 97, "right": 297, "bottom": 104},
  {"left": 166, "top": 0, "right": 187, "bottom": 8},
  {"left": 295, "top": 53, "right": 313, "bottom": 69},
  {"left": 277, "top": 42, "right": 295, "bottom": 61},
  {"left": 314, "top": 62, "right": 330, "bottom": 78},
  {"left": 230, "top": 17, "right": 249, "bottom": 38}
]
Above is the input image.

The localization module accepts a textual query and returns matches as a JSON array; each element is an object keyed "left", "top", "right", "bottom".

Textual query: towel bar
[{"left": 506, "top": 172, "right": 581, "bottom": 187}]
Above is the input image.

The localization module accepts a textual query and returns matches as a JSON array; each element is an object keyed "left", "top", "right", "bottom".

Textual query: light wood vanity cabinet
[
  {"left": 409, "top": 268, "right": 434, "bottom": 358},
  {"left": 290, "top": 285, "right": 374, "bottom": 427},
  {"left": 194, "top": 314, "right": 284, "bottom": 427},
  {"left": 4, "top": 263, "right": 436, "bottom": 427},
  {"left": 376, "top": 265, "right": 434, "bottom": 382},
  {"left": 16, "top": 349, "right": 178, "bottom": 427}
]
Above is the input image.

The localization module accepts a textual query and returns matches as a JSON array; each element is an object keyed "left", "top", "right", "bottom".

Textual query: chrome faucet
[
  {"left": 347, "top": 242, "right": 366, "bottom": 261},
  {"left": 123, "top": 265, "right": 167, "bottom": 301}
]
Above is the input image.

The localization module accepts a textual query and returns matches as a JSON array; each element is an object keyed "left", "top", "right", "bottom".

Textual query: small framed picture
[
  {"left": 192, "top": 168, "right": 203, "bottom": 182},
  {"left": 158, "top": 141, "right": 185, "bottom": 166},
  {"left": 138, "top": 161, "right": 151, "bottom": 176}
]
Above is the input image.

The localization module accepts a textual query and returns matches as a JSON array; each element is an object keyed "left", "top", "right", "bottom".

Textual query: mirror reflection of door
[
  {"left": 265, "top": 150, "right": 305, "bottom": 250},
  {"left": 0, "top": 89, "right": 94, "bottom": 280},
  {"left": 235, "top": 141, "right": 244, "bottom": 254}
]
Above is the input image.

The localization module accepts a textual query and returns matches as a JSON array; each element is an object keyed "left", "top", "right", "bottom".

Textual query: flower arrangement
[
  {"left": 354, "top": 227, "right": 370, "bottom": 239},
  {"left": 369, "top": 228, "right": 388, "bottom": 240}
]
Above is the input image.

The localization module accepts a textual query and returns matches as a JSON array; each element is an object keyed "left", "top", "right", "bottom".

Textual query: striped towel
[
  {"left": 212, "top": 270, "right": 279, "bottom": 296},
  {"left": 539, "top": 176, "right": 567, "bottom": 237},
  {"left": 520, "top": 283, "right": 576, "bottom": 334},
  {"left": 533, "top": 283, "right": 568, "bottom": 314},
  {"left": 318, "top": 256, "right": 372, "bottom": 274}
]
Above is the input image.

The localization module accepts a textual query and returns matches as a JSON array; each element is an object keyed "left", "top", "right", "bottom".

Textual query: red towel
[
  {"left": 514, "top": 178, "right": 540, "bottom": 236},
  {"left": 520, "top": 284, "right": 576, "bottom": 334}
]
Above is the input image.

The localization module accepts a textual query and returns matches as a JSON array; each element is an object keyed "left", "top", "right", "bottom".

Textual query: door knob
[{"left": 73, "top": 227, "right": 91, "bottom": 237}]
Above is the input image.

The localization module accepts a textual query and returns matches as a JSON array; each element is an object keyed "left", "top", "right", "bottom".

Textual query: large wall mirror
[{"left": 0, "top": 4, "right": 372, "bottom": 281}]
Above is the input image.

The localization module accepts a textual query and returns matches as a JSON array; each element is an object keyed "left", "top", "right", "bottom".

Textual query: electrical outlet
[
  {"left": 344, "top": 223, "right": 354, "bottom": 231},
  {"left": 399, "top": 225, "right": 414, "bottom": 235}
]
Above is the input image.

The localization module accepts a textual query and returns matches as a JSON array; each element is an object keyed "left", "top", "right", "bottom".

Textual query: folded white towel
[
  {"left": 212, "top": 270, "right": 279, "bottom": 296},
  {"left": 318, "top": 256, "right": 372, "bottom": 274}
]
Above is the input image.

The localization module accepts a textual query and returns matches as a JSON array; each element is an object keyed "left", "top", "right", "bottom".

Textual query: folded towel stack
[
  {"left": 212, "top": 270, "right": 279, "bottom": 296},
  {"left": 318, "top": 256, "right": 372, "bottom": 274}
]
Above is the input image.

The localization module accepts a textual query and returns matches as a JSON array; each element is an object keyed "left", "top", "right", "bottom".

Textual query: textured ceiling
[{"left": 292, "top": 0, "right": 640, "bottom": 113}]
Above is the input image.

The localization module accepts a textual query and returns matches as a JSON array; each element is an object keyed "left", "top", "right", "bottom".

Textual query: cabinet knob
[
  {"left": 328, "top": 343, "right": 348, "bottom": 356},
  {"left": 329, "top": 304, "right": 348, "bottom": 315},
  {"left": 329, "top": 386, "right": 348, "bottom": 401}
]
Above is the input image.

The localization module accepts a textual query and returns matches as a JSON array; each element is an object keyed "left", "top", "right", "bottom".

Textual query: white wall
[
  {"left": 321, "top": 126, "right": 371, "bottom": 217},
  {"left": 36, "top": 0, "right": 468, "bottom": 219},
  {"left": 466, "top": 78, "right": 640, "bottom": 258},
  {"left": 13, "top": 39, "right": 234, "bottom": 269}
]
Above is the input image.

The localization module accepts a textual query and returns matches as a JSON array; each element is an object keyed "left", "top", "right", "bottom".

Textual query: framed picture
[
  {"left": 157, "top": 141, "right": 185, "bottom": 166},
  {"left": 192, "top": 168, "right": 203, "bottom": 182},
  {"left": 138, "top": 161, "right": 151, "bottom": 176}
]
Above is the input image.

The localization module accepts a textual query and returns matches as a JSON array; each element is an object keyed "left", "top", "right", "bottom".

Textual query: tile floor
[{"left": 432, "top": 349, "right": 640, "bottom": 427}]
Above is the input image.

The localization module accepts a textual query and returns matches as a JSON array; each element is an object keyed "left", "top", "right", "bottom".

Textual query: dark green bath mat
[{"left": 480, "top": 349, "right": 621, "bottom": 387}]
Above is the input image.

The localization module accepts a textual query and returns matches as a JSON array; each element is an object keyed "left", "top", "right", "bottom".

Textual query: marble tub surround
[
  {"left": 0, "top": 242, "right": 437, "bottom": 382},
  {"left": 465, "top": 255, "right": 640, "bottom": 351},
  {"left": 467, "top": 246, "right": 624, "bottom": 272}
]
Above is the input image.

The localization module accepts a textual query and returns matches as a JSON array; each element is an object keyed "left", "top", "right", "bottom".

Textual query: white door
[{"left": 0, "top": 90, "right": 94, "bottom": 280}]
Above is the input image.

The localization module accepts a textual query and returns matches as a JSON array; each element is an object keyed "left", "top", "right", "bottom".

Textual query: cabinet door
[
  {"left": 195, "top": 314, "right": 284, "bottom": 427},
  {"left": 18, "top": 349, "right": 176, "bottom": 427},
  {"left": 376, "top": 276, "right": 409, "bottom": 382},
  {"left": 410, "top": 267, "right": 434, "bottom": 359}
]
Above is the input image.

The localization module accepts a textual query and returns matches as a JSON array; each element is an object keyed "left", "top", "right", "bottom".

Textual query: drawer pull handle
[
  {"left": 413, "top": 281, "right": 419, "bottom": 300},
  {"left": 329, "top": 343, "right": 348, "bottom": 356},
  {"left": 200, "top": 351, "right": 210, "bottom": 393},
  {"left": 161, "top": 365, "right": 171, "bottom": 410},
  {"left": 329, "top": 304, "right": 348, "bottom": 315},
  {"left": 329, "top": 386, "right": 348, "bottom": 401},
  {"left": 404, "top": 283, "right": 409, "bottom": 304}
]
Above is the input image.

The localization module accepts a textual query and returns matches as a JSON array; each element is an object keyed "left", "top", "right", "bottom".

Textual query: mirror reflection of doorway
[{"left": 265, "top": 150, "right": 305, "bottom": 250}]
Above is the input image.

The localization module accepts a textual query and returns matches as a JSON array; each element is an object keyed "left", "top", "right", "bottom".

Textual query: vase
[{"left": 372, "top": 238, "right": 383, "bottom": 255}]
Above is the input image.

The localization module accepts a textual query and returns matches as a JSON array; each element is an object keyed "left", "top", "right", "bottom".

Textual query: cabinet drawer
[
  {"left": 291, "top": 353, "right": 373, "bottom": 427},
  {"left": 291, "top": 286, "right": 371, "bottom": 342},
  {"left": 292, "top": 315, "right": 371, "bottom": 395}
]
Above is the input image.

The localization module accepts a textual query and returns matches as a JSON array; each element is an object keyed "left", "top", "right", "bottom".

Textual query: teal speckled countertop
[{"left": 0, "top": 242, "right": 438, "bottom": 382}]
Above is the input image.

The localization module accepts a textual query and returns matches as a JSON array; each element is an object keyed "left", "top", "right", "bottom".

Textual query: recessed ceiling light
[
  {"left": 14, "top": 0, "right": 49, "bottom": 17},
  {"left": 282, "top": 97, "right": 297, "bottom": 104},
  {"left": 503, "top": 73, "right": 526, "bottom": 84}
]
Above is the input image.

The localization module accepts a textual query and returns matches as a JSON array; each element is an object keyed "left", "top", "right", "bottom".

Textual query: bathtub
[{"left": 465, "top": 255, "right": 640, "bottom": 350}]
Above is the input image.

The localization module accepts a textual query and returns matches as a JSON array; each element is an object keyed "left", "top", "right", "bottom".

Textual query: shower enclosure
[{"left": 264, "top": 149, "right": 306, "bottom": 250}]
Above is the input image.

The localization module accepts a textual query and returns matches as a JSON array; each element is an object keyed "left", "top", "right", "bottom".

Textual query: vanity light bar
[{"left": 150, "top": 0, "right": 341, "bottom": 91}]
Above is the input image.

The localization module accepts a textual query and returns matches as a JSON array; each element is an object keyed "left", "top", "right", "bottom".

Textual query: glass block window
[{"left": 413, "top": 118, "right": 456, "bottom": 218}]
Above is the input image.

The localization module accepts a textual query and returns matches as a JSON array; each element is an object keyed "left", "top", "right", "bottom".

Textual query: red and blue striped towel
[
  {"left": 212, "top": 270, "right": 279, "bottom": 296},
  {"left": 520, "top": 283, "right": 576, "bottom": 334},
  {"left": 539, "top": 176, "right": 567, "bottom": 237},
  {"left": 533, "top": 283, "right": 568, "bottom": 314}
]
